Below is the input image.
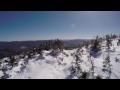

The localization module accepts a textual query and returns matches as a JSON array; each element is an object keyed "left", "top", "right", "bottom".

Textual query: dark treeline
[{"left": 0, "top": 39, "right": 89, "bottom": 59}]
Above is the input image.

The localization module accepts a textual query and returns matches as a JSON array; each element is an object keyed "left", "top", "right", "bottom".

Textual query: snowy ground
[{"left": 0, "top": 39, "right": 120, "bottom": 79}]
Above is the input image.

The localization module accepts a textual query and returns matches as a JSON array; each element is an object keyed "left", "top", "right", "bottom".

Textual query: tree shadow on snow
[
  {"left": 105, "top": 49, "right": 115, "bottom": 53},
  {"left": 45, "top": 60, "right": 55, "bottom": 65},
  {"left": 90, "top": 51, "right": 101, "bottom": 58},
  {"left": 20, "top": 65, "right": 26, "bottom": 72},
  {"left": 66, "top": 74, "right": 74, "bottom": 79},
  {"left": 35, "top": 56, "right": 44, "bottom": 61}
]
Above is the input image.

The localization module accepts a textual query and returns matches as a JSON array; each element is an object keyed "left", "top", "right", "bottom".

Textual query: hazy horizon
[
  {"left": 0, "top": 11, "right": 120, "bottom": 41},
  {"left": 0, "top": 38, "right": 92, "bottom": 42}
]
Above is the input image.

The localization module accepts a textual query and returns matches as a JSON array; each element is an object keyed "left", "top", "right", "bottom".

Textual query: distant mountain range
[
  {"left": 0, "top": 39, "right": 91, "bottom": 59},
  {"left": 63, "top": 39, "right": 91, "bottom": 47},
  {"left": 0, "top": 39, "right": 90, "bottom": 50}
]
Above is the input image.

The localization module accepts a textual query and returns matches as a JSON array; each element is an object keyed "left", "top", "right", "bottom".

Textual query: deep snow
[{"left": 0, "top": 39, "right": 120, "bottom": 79}]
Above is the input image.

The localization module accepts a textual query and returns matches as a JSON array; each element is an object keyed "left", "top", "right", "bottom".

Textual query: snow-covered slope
[{"left": 0, "top": 38, "right": 120, "bottom": 79}]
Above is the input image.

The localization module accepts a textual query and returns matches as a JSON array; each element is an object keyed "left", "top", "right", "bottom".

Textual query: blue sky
[{"left": 0, "top": 11, "right": 120, "bottom": 41}]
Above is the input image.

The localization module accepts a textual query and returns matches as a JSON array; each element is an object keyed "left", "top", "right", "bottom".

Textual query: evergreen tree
[
  {"left": 79, "top": 71, "right": 89, "bottom": 79},
  {"left": 45, "top": 42, "right": 48, "bottom": 50},
  {"left": 85, "top": 42, "right": 89, "bottom": 49},
  {"left": 111, "top": 34, "right": 113, "bottom": 39},
  {"left": 106, "top": 38, "right": 112, "bottom": 48},
  {"left": 117, "top": 39, "right": 120, "bottom": 46},
  {"left": 33, "top": 46, "right": 36, "bottom": 52},
  {"left": 90, "top": 39, "right": 94, "bottom": 45},
  {"left": 91, "top": 39, "right": 100, "bottom": 52},
  {"left": 78, "top": 44, "right": 82, "bottom": 49},
  {"left": 96, "top": 35, "right": 99, "bottom": 39},
  {"left": 9, "top": 55, "right": 16, "bottom": 67},
  {"left": 28, "top": 53, "right": 32, "bottom": 59},
  {"left": 96, "top": 75, "right": 102, "bottom": 79}
]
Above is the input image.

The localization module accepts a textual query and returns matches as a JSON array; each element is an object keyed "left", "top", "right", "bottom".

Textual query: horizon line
[{"left": 0, "top": 38, "right": 92, "bottom": 42}]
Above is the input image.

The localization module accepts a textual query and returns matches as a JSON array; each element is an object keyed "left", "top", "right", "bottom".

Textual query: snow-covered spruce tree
[
  {"left": 112, "top": 34, "right": 117, "bottom": 40},
  {"left": 76, "top": 45, "right": 83, "bottom": 57},
  {"left": 79, "top": 71, "right": 89, "bottom": 79},
  {"left": 39, "top": 44, "right": 45, "bottom": 51},
  {"left": 102, "top": 36, "right": 106, "bottom": 41},
  {"left": 1, "top": 59, "right": 9, "bottom": 79},
  {"left": 51, "top": 39, "right": 64, "bottom": 56},
  {"left": 76, "top": 48, "right": 80, "bottom": 53},
  {"left": 106, "top": 35, "right": 110, "bottom": 40},
  {"left": 78, "top": 44, "right": 82, "bottom": 49},
  {"left": 90, "top": 39, "right": 94, "bottom": 45},
  {"left": 90, "top": 38, "right": 101, "bottom": 52},
  {"left": 102, "top": 55, "right": 112, "bottom": 79},
  {"left": 20, "top": 52, "right": 26, "bottom": 59},
  {"left": 17, "top": 51, "right": 20, "bottom": 56},
  {"left": 106, "top": 40, "right": 110, "bottom": 49},
  {"left": 117, "top": 39, "right": 120, "bottom": 46},
  {"left": 0, "top": 61, "right": 2, "bottom": 69},
  {"left": 115, "top": 57, "right": 119, "bottom": 62},
  {"left": 51, "top": 46, "right": 60, "bottom": 57},
  {"left": 106, "top": 37, "right": 112, "bottom": 49},
  {"left": 90, "top": 58, "right": 95, "bottom": 79},
  {"left": 96, "top": 75, "right": 102, "bottom": 79},
  {"left": 1, "top": 70, "right": 9, "bottom": 79},
  {"left": 85, "top": 42, "right": 89, "bottom": 49},
  {"left": 9, "top": 55, "right": 16, "bottom": 68},
  {"left": 87, "top": 54, "right": 95, "bottom": 79},
  {"left": 75, "top": 54, "right": 83, "bottom": 65},
  {"left": 62, "top": 51, "right": 69, "bottom": 57},
  {"left": 48, "top": 40, "right": 53, "bottom": 50},
  {"left": 45, "top": 42, "right": 52, "bottom": 51},
  {"left": 98, "top": 37, "right": 103, "bottom": 44},
  {"left": 76, "top": 45, "right": 83, "bottom": 55},
  {"left": 110, "top": 34, "right": 113, "bottom": 39},
  {"left": 96, "top": 35, "right": 99, "bottom": 39},
  {"left": 71, "top": 54, "right": 82, "bottom": 76},
  {"left": 36, "top": 44, "right": 46, "bottom": 56},
  {"left": 32, "top": 46, "right": 36, "bottom": 52},
  {"left": 45, "top": 42, "right": 48, "bottom": 50},
  {"left": 38, "top": 50, "right": 43, "bottom": 57},
  {"left": 33, "top": 46, "right": 41, "bottom": 55},
  {"left": 105, "top": 35, "right": 111, "bottom": 49},
  {"left": 80, "top": 49, "right": 84, "bottom": 55},
  {"left": 71, "top": 55, "right": 82, "bottom": 74},
  {"left": 28, "top": 52, "right": 32, "bottom": 59}
]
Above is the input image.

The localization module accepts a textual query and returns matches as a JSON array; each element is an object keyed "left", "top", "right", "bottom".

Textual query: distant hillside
[
  {"left": 0, "top": 39, "right": 91, "bottom": 59},
  {"left": 63, "top": 39, "right": 90, "bottom": 48},
  {"left": 0, "top": 39, "right": 90, "bottom": 50}
]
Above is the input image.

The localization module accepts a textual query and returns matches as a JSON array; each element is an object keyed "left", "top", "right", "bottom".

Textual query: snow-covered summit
[{"left": 0, "top": 37, "right": 120, "bottom": 79}]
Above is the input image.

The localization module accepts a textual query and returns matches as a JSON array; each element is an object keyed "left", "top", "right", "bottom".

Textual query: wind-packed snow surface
[{"left": 0, "top": 38, "right": 120, "bottom": 79}]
